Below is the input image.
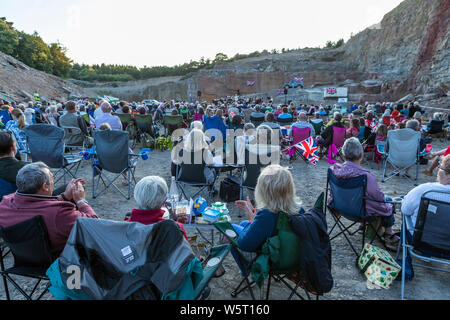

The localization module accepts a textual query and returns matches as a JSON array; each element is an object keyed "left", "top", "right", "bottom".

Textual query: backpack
[
  {"left": 141, "top": 133, "right": 155, "bottom": 149},
  {"left": 219, "top": 175, "right": 241, "bottom": 203}
]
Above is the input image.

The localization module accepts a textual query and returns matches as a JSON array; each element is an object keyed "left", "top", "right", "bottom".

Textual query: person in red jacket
[
  {"left": 124, "top": 175, "right": 188, "bottom": 241},
  {"left": 0, "top": 162, "right": 98, "bottom": 255}
]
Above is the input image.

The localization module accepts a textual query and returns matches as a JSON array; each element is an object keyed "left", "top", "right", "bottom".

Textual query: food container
[
  {"left": 176, "top": 200, "right": 191, "bottom": 224},
  {"left": 202, "top": 208, "right": 221, "bottom": 222},
  {"left": 212, "top": 202, "right": 229, "bottom": 215}
]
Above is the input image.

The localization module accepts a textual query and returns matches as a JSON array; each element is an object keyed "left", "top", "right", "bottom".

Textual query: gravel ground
[{"left": 1, "top": 138, "right": 449, "bottom": 300}]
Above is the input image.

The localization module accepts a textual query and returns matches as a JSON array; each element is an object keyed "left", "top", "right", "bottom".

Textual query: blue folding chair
[
  {"left": 397, "top": 190, "right": 450, "bottom": 300},
  {"left": 92, "top": 130, "right": 144, "bottom": 200},
  {"left": 24, "top": 124, "right": 83, "bottom": 185},
  {"left": 325, "top": 168, "right": 388, "bottom": 257}
]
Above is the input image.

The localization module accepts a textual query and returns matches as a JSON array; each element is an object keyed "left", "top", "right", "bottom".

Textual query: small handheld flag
[{"left": 294, "top": 137, "right": 320, "bottom": 166}]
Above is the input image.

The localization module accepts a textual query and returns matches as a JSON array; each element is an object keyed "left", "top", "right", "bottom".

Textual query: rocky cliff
[
  {"left": 88, "top": 0, "right": 448, "bottom": 107},
  {"left": 1, "top": 0, "right": 448, "bottom": 107},
  {"left": 0, "top": 51, "right": 94, "bottom": 103}
]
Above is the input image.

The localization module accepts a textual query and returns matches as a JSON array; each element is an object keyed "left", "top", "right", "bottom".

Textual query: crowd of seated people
[{"left": 0, "top": 95, "right": 449, "bottom": 300}]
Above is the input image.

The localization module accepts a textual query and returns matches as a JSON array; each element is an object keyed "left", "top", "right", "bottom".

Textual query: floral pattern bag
[{"left": 358, "top": 243, "right": 401, "bottom": 289}]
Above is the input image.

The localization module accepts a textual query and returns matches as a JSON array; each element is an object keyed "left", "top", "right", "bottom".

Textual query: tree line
[{"left": 0, "top": 17, "right": 345, "bottom": 83}]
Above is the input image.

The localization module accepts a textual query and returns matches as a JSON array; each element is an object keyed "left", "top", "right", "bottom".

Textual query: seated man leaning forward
[
  {"left": 329, "top": 137, "right": 399, "bottom": 248},
  {"left": 0, "top": 162, "right": 98, "bottom": 255},
  {"left": 402, "top": 154, "right": 450, "bottom": 237}
]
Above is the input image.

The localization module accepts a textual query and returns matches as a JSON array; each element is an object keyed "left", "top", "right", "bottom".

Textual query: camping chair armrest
[{"left": 364, "top": 197, "right": 391, "bottom": 204}]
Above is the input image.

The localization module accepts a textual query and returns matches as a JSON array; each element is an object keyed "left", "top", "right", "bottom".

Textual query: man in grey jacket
[{"left": 59, "top": 101, "right": 91, "bottom": 146}]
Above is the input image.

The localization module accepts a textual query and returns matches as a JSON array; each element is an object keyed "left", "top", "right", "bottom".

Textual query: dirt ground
[{"left": 1, "top": 138, "right": 449, "bottom": 300}]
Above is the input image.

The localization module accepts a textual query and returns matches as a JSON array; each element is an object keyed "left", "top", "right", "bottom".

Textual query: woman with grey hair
[
  {"left": 329, "top": 137, "right": 399, "bottom": 249},
  {"left": 125, "top": 175, "right": 188, "bottom": 240}
]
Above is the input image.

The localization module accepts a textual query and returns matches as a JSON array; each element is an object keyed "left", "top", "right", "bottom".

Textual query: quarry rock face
[
  {"left": 1, "top": 0, "right": 448, "bottom": 108},
  {"left": 0, "top": 51, "right": 93, "bottom": 103},
  {"left": 88, "top": 0, "right": 448, "bottom": 107}
]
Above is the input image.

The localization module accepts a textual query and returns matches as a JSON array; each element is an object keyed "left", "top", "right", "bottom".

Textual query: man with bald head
[
  {"left": 289, "top": 111, "right": 315, "bottom": 139},
  {"left": 94, "top": 101, "right": 122, "bottom": 130}
]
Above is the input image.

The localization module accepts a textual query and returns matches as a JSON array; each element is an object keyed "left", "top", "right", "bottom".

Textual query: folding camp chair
[
  {"left": 114, "top": 113, "right": 133, "bottom": 131},
  {"left": 214, "top": 215, "right": 321, "bottom": 300},
  {"left": 325, "top": 126, "right": 346, "bottom": 163},
  {"left": 422, "top": 120, "right": 445, "bottom": 140},
  {"left": 381, "top": 128, "right": 421, "bottom": 185},
  {"left": 325, "top": 168, "right": 389, "bottom": 257},
  {"left": 310, "top": 120, "right": 324, "bottom": 136},
  {"left": 45, "top": 218, "right": 230, "bottom": 300},
  {"left": 92, "top": 130, "right": 140, "bottom": 200},
  {"left": 24, "top": 124, "right": 83, "bottom": 185},
  {"left": 0, "top": 215, "right": 54, "bottom": 300},
  {"left": 284, "top": 127, "right": 311, "bottom": 164},
  {"left": 0, "top": 178, "right": 16, "bottom": 202},
  {"left": 61, "top": 126, "right": 87, "bottom": 151},
  {"left": 175, "top": 150, "right": 216, "bottom": 200},
  {"left": 163, "top": 115, "right": 183, "bottom": 136},
  {"left": 397, "top": 190, "right": 450, "bottom": 300},
  {"left": 277, "top": 117, "right": 293, "bottom": 127},
  {"left": 250, "top": 115, "right": 265, "bottom": 128},
  {"left": 239, "top": 144, "right": 280, "bottom": 200},
  {"left": 132, "top": 114, "right": 154, "bottom": 148}
]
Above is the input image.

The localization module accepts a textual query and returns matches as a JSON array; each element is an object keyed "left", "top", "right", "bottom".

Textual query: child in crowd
[
  {"left": 374, "top": 124, "right": 388, "bottom": 163},
  {"left": 346, "top": 118, "right": 360, "bottom": 139}
]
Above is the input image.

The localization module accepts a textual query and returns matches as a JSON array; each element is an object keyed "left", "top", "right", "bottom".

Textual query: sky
[{"left": 1, "top": 0, "right": 404, "bottom": 67}]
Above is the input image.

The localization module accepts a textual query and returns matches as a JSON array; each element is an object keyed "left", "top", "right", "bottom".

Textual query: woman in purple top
[{"left": 329, "top": 137, "right": 399, "bottom": 247}]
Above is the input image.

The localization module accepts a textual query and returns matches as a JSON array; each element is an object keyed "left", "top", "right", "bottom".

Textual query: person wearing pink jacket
[{"left": 0, "top": 162, "right": 98, "bottom": 255}]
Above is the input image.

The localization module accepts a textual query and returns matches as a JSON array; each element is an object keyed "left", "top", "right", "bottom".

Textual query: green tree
[
  {"left": 50, "top": 42, "right": 72, "bottom": 77},
  {"left": 213, "top": 52, "right": 228, "bottom": 63},
  {"left": 335, "top": 38, "right": 345, "bottom": 48},
  {"left": 325, "top": 40, "right": 335, "bottom": 48},
  {"left": 0, "top": 18, "right": 19, "bottom": 55}
]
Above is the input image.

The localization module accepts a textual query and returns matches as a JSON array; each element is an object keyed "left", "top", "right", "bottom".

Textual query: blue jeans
[{"left": 230, "top": 221, "right": 252, "bottom": 276}]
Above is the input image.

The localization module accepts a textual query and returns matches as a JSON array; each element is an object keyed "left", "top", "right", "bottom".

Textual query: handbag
[{"left": 358, "top": 243, "right": 401, "bottom": 289}]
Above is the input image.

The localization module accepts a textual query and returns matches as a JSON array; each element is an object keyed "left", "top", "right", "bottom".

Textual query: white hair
[
  {"left": 184, "top": 129, "right": 209, "bottom": 152},
  {"left": 190, "top": 121, "right": 203, "bottom": 131},
  {"left": 134, "top": 176, "right": 168, "bottom": 210},
  {"left": 433, "top": 112, "right": 442, "bottom": 119}
]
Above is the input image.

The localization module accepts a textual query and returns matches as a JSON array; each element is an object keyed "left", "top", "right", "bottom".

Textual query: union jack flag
[
  {"left": 326, "top": 88, "right": 337, "bottom": 95},
  {"left": 294, "top": 77, "right": 303, "bottom": 83},
  {"left": 366, "top": 119, "right": 377, "bottom": 130},
  {"left": 247, "top": 80, "right": 255, "bottom": 86},
  {"left": 294, "top": 137, "right": 319, "bottom": 166},
  {"left": 277, "top": 88, "right": 284, "bottom": 95}
]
